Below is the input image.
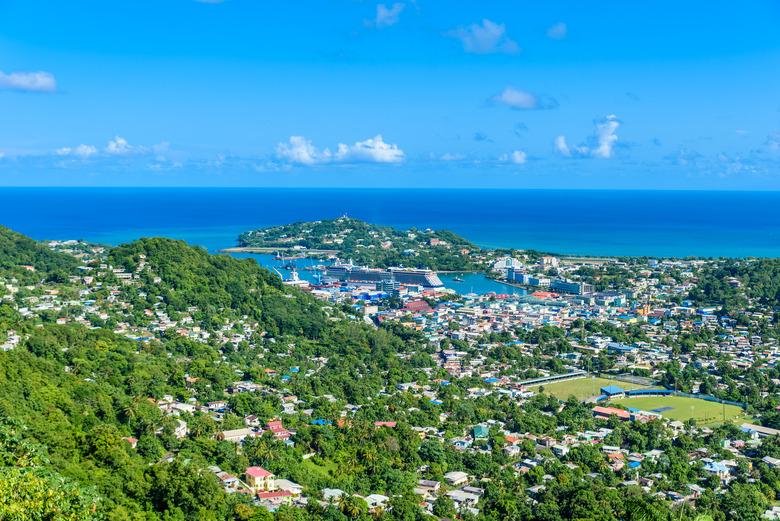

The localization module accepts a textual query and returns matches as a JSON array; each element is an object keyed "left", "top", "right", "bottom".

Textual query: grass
[
  {"left": 527, "top": 376, "right": 658, "bottom": 400},
  {"left": 301, "top": 457, "right": 338, "bottom": 478},
  {"left": 612, "top": 395, "right": 748, "bottom": 426}
]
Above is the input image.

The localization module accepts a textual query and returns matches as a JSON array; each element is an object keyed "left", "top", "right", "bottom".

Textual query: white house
[{"left": 444, "top": 471, "right": 469, "bottom": 486}]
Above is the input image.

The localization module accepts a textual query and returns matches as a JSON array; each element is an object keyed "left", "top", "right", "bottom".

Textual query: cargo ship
[{"left": 324, "top": 262, "right": 444, "bottom": 289}]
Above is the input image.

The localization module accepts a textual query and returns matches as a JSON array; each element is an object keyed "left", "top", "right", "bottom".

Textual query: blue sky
[{"left": 1, "top": 0, "right": 780, "bottom": 188}]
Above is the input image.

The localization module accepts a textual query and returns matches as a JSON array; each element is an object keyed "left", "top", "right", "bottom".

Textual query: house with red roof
[
  {"left": 122, "top": 437, "right": 138, "bottom": 448},
  {"left": 245, "top": 466, "right": 276, "bottom": 492},
  {"left": 266, "top": 421, "right": 291, "bottom": 441},
  {"left": 403, "top": 300, "right": 432, "bottom": 313},
  {"left": 256, "top": 490, "right": 293, "bottom": 506}
]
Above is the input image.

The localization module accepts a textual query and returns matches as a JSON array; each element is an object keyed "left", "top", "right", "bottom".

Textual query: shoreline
[
  {"left": 491, "top": 279, "right": 537, "bottom": 292},
  {"left": 217, "top": 247, "right": 339, "bottom": 255}
]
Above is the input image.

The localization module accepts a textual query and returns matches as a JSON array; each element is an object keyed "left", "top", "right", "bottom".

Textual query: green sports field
[
  {"left": 527, "top": 377, "right": 658, "bottom": 400},
  {"left": 612, "top": 395, "right": 747, "bottom": 425}
]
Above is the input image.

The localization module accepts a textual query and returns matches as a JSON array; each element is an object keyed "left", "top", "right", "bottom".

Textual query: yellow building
[{"left": 245, "top": 466, "right": 276, "bottom": 492}]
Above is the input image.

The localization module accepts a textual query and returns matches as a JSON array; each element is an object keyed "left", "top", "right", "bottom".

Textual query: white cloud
[
  {"left": 440, "top": 153, "right": 468, "bottom": 161},
  {"left": 499, "top": 150, "right": 527, "bottom": 164},
  {"left": 490, "top": 86, "right": 558, "bottom": 110},
  {"left": 445, "top": 19, "right": 520, "bottom": 55},
  {"left": 149, "top": 161, "right": 183, "bottom": 172},
  {"left": 665, "top": 148, "right": 702, "bottom": 166},
  {"left": 554, "top": 136, "right": 571, "bottom": 157},
  {"left": 0, "top": 70, "right": 57, "bottom": 93},
  {"left": 555, "top": 115, "right": 620, "bottom": 159},
  {"left": 53, "top": 136, "right": 168, "bottom": 160},
  {"left": 546, "top": 22, "right": 567, "bottom": 40},
  {"left": 376, "top": 3, "right": 404, "bottom": 28},
  {"left": 152, "top": 142, "right": 170, "bottom": 153},
  {"left": 335, "top": 135, "right": 404, "bottom": 163},
  {"left": 105, "top": 136, "right": 135, "bottom": 155},
  {"left": 276, "top": 135, "right": 404, "bottom": 165},
  {"left": 592, "top": 115, "right": 619, "bottom": 159},
  {"left": 56, "top": 144, "right": 99, "bottom": 159},
  {"left": 276, "top": 136, "right": 332, "bottom": 165}
]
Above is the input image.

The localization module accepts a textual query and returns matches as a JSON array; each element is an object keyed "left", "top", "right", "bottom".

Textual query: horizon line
[{"left": 3, "top": 186, "right": 780, "bottom": 192}]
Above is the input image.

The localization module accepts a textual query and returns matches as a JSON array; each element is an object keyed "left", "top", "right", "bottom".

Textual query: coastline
[
  {"left": 217, "top": 247, "right": 339, "bottom": 255},
  {"left": 492, "top": 279, "right": 536, "bottom": 291}
]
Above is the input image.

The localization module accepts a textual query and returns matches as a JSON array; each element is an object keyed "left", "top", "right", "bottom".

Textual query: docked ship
[{"left": 324, "top": 262, "right": 444, "bottom": 289}]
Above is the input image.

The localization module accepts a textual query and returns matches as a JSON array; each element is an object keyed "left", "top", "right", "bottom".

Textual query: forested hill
[
  {"left": 110, "top": 237, "right": 284, "bottom": 308},
  {"left": 109, "top": 237, "right": 327, "bottom": 338},
  {"left": 237, "top": 217, "right": 483, "bottom": 271},
  {"left": 0, "top": 229, "right": 435, "bottom": 520},
  {"left": 688, "top": 258, "right": 780, "bottom": 310},
  {"left": 0, "top": 224, "right": 79, "bottom": 273}
]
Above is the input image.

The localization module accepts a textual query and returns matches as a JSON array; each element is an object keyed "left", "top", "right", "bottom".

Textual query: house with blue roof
[
  {"left": 473, "top": 425, "right": 490, "bottom": 440},
  {"left": 607, "top": 343, "right": 637, "bottom": 354},
  {"left": 703, "top": 461, "right": 730, "bottom": 480},
  {"left": 740, "top": 426, "right": 759, "bottom": 439}
]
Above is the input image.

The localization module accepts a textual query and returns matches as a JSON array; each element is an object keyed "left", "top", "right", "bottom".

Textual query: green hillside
[
  {"left": 0, "top": 225, "right": 79, "bottom": 273},
  {"left": 237, "top": 217, "right": 483, "bottom": 271}
]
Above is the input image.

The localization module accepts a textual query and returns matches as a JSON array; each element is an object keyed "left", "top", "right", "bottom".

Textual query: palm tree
[
  {"left": 625, "top": 499, "right": 713, "bottom": 521},
  {"left": 335, "top": 450, "right": 360, "bottom": 476},
  {"left": 122, "top": 396, "right": 144, "bottom": 421},
  {"left": 190, "top": 416, "right": 217, "bottom": 438},
  {"left": 360, "top": 445, "right": 381, "bottom": 472},
  {"left": 256, "top": 442, "right": 276, "bottom": 465},
  {"left": 340, "top": 496, "right": 365, "bottom": 518}
]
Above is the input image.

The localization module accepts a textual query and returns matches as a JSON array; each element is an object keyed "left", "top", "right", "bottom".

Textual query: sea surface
[{"left": 2, "top": 187, "right": 779, "bottom": 261}]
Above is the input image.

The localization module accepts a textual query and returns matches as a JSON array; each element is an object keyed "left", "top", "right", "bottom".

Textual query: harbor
[{"left": 224, "top": 252, "right": 519, "bottom": 295}]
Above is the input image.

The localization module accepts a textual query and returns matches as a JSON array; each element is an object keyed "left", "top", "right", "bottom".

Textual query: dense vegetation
[
  {"left": 110, "top": 237, "right": 327, "bottom": 338},
  {"left": 237, "top": 218, "right": 482, "bottom": 271},
  {"left": 689, "top": 258, "right": 780, "bottom": 309},
  {"left": 0, "top": 224, "right": 79, "bottom": 274}
]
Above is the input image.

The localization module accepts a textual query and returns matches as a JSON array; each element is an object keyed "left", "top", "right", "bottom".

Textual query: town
[{"left": 2, "top": 225, "right": 780, "bottom": 521}]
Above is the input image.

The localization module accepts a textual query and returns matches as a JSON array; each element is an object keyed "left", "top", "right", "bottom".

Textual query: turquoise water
[
  {"left": 2, "top": 187, "right": 779, "bottom": 259},
  {"left": 233, "top": 253, "right": 516, "bottom": 294},
  {"left": 438, "top": 272, "right": 527, "bottom": 296}
]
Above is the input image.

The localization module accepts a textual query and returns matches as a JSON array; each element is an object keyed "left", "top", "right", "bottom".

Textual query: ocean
[{"left": 3, "top": 187, "right": 780, "bottom": 258}]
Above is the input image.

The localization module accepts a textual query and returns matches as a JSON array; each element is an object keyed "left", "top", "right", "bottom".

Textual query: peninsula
[{"left": 236, "top": 217, "right": 485, "bottom": 272}]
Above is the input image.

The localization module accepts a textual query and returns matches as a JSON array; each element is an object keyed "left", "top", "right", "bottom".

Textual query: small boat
[{"left": 453, "top": 276, "right": 465, "bottom": 282}]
